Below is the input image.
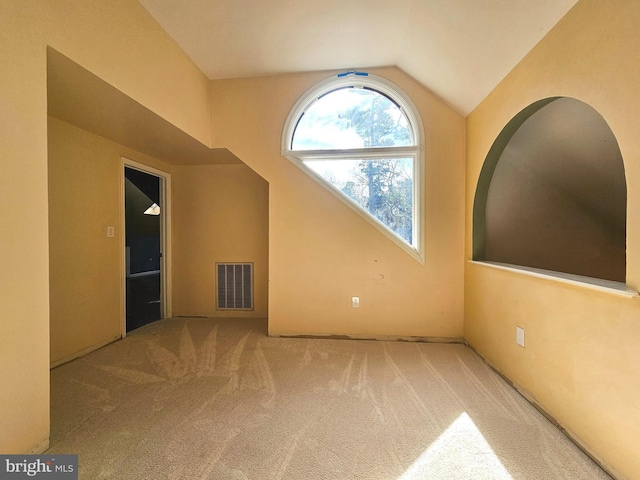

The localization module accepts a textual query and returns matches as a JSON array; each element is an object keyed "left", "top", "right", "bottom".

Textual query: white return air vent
[{"left": 216, "top": 263, "right": 254, "bottom": 310}]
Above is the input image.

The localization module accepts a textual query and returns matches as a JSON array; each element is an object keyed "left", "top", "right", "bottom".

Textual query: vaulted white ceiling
[{"left": 138, "top": 0, "right": 578, "bottom": 115}]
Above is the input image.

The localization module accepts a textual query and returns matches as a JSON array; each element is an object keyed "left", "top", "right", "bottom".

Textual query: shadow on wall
[{"left": 473, "top": 97, "right": 627, "bottom": 283}]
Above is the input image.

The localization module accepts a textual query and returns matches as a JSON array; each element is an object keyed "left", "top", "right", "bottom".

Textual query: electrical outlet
[
  {"left": 516, "top": 326, "right": 525, "bottom": 347},
  {"left": 107, "top": 226, "right": 115, "bottom": 238},
  {"left": 351, "top": 296, "right": 360, "bottom": 308}
]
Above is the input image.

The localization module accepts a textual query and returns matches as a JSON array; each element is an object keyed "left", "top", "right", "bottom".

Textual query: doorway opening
[{"left": 123, "top": 160, "right": 171, "bottom": 333}]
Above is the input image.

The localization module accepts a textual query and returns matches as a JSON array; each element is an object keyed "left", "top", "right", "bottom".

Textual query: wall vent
[{"left": 216, "top": 263, "right": 254, "bottom": 310}]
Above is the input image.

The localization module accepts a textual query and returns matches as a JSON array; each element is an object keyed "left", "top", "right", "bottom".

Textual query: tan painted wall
[
  {"left": 1, "top": 0, "right": 208, "bottom": 453},
  {"left": 48, "top": 117, "right": 173, "bottom": 366},
  {"left": 210, "top": 67, "right": 466, "bottom": 339},
  {"left": 465, "top": 1, "right": 640, "bottom": 478},
  {"left": 172, "top": 165, "right": 269, "bottom": 318}
]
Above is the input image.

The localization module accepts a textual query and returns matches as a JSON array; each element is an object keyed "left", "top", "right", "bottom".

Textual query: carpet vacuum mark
[{"left": 49, "top": 318, "right": 611, "bottom": 480}]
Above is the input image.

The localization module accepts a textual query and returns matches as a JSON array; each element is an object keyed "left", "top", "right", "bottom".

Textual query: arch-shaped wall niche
[{"left": 473, "top": 97, "right": 627, "bottom": 283}]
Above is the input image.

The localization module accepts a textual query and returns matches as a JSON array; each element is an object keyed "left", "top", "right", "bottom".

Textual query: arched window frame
[{"left": 282, "top": 73, "right": 425, "bottom": 262}]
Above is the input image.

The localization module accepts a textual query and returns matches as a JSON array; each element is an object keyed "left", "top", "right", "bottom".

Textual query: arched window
[
  {"left": 282, "top": 73, "right": 424, "bottom": 260},
  {"left": 473, "top": 97, "right": 627, "bottom": 283}
]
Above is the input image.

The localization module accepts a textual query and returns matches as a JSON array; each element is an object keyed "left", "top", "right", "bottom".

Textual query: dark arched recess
[{"left": 473, "top": 97, "right": 627, "bottom": 282}]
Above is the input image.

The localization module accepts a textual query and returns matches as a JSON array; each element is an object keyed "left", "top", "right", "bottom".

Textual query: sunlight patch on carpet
[{"left": 398, "top": 412, "right": 512, "bottom": 479}]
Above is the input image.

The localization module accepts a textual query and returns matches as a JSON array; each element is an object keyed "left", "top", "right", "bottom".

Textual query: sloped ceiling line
[{"left": 138, "top": 0, "right": 579, "bottom": 114}]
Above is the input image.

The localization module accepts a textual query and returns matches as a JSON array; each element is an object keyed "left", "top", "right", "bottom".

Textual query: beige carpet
[{"left": 48, "top": 318, "right": 610, "bottom": 479}]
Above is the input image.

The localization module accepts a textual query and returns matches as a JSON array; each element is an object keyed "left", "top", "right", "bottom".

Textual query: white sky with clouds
[{"left": 292, "top": 87, "right": 410, "bottom": 150}]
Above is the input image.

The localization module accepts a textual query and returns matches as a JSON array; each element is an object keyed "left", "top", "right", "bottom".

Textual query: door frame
[{"left": 121, "top": 157, "right": 172, "bottom": 337}]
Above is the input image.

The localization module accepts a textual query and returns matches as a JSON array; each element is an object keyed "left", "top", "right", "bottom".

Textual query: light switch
[
  {"left": 351, "top": 296, "right": 360, "bottom": 308},
  {"left": 107, "top": 226, "right": 115, "bottom": 238},
  {"left": 516, "top": 326, "right": 525, "bottom": 347}
]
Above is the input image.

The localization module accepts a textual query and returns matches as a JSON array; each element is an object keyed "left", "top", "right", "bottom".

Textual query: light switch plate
[
  {"left": 351, "top": 296, "right": 360, "bottom": 308},
  {"left": 516, "top": 326, "right": 525, "bottom": 347}
]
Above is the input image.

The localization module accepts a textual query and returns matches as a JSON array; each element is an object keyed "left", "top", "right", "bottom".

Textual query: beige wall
[
  {"left": 465, "top": 1, "right": 640, "bottom": 478},
  {"left": 49, "top": 115, "right": 270, "bottom": 361},
  {"left": 210, "top": 67, "right": 466, "bottom": 339},
  {"left": 14, "top": 0, "right": 631, "bottom": 471},
  {"left": 48, "top": 117, "right": 173, "bottom": 366},
  {"left": 172, "top": 165, "right": 269, "bottom": 318},
  {"left": 0, "top": 0, "right": 208, "bottom": 453}
]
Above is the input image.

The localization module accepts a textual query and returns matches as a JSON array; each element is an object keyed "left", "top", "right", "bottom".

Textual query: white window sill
[{"left": 468, "top": 261, "right": 639, "bottom": 298}]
